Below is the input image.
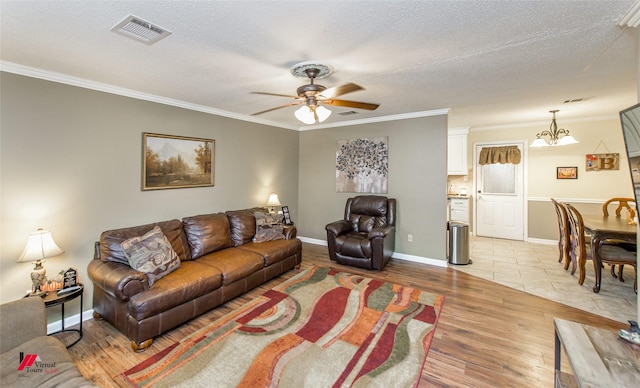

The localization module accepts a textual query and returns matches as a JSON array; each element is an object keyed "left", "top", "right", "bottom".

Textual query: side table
[
  {"left": 42, "top": 283, "right": 84, "bottom": 348},
  {"left": 554, "top": 318, "right": 640, "bottom": 387}
]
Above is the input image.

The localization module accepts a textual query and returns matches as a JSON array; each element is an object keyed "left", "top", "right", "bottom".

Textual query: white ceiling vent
[{"left": 111, "top": 15, "right": 171, "bottom": 45}]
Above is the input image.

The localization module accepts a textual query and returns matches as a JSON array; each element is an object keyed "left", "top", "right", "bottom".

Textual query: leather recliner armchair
[{"left": 325, "top": 195, "right": 396, "bottom": 270}]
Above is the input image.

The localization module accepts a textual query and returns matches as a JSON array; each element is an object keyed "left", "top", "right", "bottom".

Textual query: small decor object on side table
[
  {"left": 16, "top": 228, "right": 65, "bottom": 297},
  {"left": 282, "top": 205, "right": 293, "bottom": 225},
  {"left": 62, "top": 267, "right": 78, "bottom": 289}
]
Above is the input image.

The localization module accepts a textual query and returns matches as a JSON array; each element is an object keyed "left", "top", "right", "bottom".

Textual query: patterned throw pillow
[
  {"left": 253, "top": 211, "right": 285, "bottom": 243},
  {"left": 121, "top": 226, "right": 181, "bottom": 287}
]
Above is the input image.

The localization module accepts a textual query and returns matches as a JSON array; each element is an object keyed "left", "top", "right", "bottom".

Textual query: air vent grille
[{"left": 111, "top": 15, "right": 171, "bottom": 45}]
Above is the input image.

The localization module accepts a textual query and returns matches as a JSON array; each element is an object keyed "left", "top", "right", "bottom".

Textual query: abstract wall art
[{"left": 336, "top": 136, "right": 388, "bottom": 193}]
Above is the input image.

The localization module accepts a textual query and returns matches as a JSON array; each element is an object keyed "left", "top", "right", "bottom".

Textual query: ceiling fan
[{"left": 251, "top": 62, "right": 379, "bottom": 124}]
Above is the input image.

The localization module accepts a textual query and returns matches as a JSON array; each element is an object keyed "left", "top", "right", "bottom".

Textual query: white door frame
[{"left": 472, "top": 140, "right": 528, "bottom": 240}]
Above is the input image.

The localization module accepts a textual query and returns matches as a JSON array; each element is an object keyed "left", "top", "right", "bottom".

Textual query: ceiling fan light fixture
[
  {"left": 295, "top": 106, "right": 316, "bottom": 124},
  {"left": 294, "top": 105, "right": 332, "bottom": 124},
  {"left": 315, "top": 105, "right": 332, "bottom": 122}
]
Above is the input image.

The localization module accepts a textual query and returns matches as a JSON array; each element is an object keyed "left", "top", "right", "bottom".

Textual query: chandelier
[{"left": 530, "top": 110, "right": 578, "bottom": 147}]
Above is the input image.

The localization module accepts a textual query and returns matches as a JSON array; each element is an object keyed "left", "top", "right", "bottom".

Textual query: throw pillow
[
  {"left": 121, "top": 226, "right": 181, "bottom": 287},
  {"left": 253, "top": 211, "right": 285, "bottom": 243}
]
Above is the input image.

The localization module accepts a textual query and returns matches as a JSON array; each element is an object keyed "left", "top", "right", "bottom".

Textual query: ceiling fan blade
[
  {"left": 252, "top": 102, "right": 302, "bottom": 115},
  {"left": 251, "top": 91, "right": 300, "bottom": 99},
  {"left": 323, "top": 99, "right": 379, "bottom": 111},
  {"left": 320, "top": 83, "right": 364, "bottom": 99}
]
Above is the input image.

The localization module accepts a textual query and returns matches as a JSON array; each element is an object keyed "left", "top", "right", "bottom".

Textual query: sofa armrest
[
  {"left": 87, "top": 259, "right": 148, "bottom": 302},
  {"left": 283, "top": 225, "right": 297, "bottom": 239},
  {"left": 0, "top": 297, "right": 46, "bottom": 353},
  {"left": 368, "top": 226, "right": 395, "bottom": 239},
  {"left": 326, "top": 220, "right": 352, "bottom": 236}
]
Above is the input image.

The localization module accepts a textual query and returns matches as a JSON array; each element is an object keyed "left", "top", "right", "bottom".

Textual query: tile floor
[{"left": 451, "top": 236, "right": 638, "bottom": 324}]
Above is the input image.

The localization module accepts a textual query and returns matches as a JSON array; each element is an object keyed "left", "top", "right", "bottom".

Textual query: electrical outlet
[{"left": 408, "top": 234, "right": 413, "bottom": 242}]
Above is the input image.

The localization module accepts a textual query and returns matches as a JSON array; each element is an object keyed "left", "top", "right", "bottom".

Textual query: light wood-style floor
[{"left": 65, "top": 243, "right": 625, "bottom": 387}]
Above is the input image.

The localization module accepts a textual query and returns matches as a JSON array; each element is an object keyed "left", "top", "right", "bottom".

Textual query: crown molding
[
  {"left": 1, "top": 61, "right": 450, "bottom": 131},
  {"left": 298, "top": 108, "right": 451, "bottom": 131},
  {"left": 618, "top": 0, "right": 640, "bottom": 27},
  {"left": 0, "top": 61, "right": 299, "bottom": 130},
  {"left": 471, "top": 114, "right": 619, "bottom": 131}
]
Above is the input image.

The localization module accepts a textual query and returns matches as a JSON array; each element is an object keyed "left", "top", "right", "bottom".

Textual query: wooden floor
[{"left": 66, "top": 243, "right": 625, "bottom": 387}]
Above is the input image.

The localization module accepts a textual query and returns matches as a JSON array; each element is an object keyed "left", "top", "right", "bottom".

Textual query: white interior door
[{"left": 475, "top": 142, "right": 525, "bottom": 241}]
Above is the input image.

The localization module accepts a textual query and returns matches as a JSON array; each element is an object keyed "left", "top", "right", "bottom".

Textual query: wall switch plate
[{"left": 408, "top": 234, "right": 413, "bottom": 242}]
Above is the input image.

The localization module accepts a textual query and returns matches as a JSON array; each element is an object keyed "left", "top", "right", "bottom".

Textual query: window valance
[{"left": 478, "top": 146, "right": 521, "bottom": 165}]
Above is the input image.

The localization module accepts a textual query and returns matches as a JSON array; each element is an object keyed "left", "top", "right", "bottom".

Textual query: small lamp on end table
[
  {"left": 17, "top": 228, "right": 65, "bottom": 297},
  {"left": 266, "top": 193, "right": 281, "bottom": 214}
]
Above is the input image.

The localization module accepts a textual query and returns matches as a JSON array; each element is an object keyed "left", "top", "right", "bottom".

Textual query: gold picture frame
[
  {"left": 142, "top": 133, "right": 214, "bottom": 190},
  {"left": 557, "top": 166, "right": 578, "bottom": 180}
]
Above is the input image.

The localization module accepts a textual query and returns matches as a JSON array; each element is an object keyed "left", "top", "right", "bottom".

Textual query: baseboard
[
  {"left": 526, "top": 237, "right": 556, "bottom": 245},
  {"left": 298, "top": 236, "right": 327, "bottom": 246},
  {"left": 392, "top": 252, "right": 448, "bottom": 267},
  {"left": 47, "top": 308, "right": 94, "bottom": 334},
  {"left": 299, "top": 236, "right": 447, "bottom": 268}
]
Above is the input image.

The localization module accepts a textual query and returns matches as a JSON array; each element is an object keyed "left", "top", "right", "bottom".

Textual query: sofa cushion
[
  {"left": 196, "top": 248, "right": 264, "bottom": 285},
  {"left": 182, "top": 213, "right": 232, "bottom": 259},
  {"left": 226, "top": 207, "right": 265, "bottom": 246},
  {"left": 121, "top": 226, "right": 181, "bottom": 287},
  {"left": 1, "top": 336, "right": 94, "bottom": 387},
  {"left": 100, "top": 219, "right": 192, "bottom": 265},
  {"left": 253, "top": 211, "right": 285, "bottom": 243},
  {"left": 238, "top": 239, "right": 302, "bottom": 266},
  {"left": 128, "top": 261, "right": 223, "bottom": 320}
]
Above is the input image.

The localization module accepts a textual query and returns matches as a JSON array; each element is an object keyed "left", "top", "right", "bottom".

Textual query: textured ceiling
[{"left": 1, "top": 0, "right": 638, "bottom": 130}]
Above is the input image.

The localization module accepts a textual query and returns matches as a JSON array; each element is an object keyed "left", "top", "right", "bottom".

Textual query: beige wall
[
  {"left": 0, "top": 72, "right": 300, "bottom": 307},
  {"left": 468, "top": 118, "right": 635, "bottom": 240},
  {"left": 297, "top": 115, "right": 448, "bottom": 262}
]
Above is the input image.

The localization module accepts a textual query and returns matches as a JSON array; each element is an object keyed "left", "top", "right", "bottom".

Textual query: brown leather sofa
[
  {"left": 325, "top": 195, "right": 396, "bottom": 270},
  {"left": 88, "top": 208, "right": 302, "bottom": 352}
]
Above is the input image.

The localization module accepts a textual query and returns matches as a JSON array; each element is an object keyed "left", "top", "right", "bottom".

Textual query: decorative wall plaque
[{"left": 586, "top": 153, "right": 619, "bottom": 171}]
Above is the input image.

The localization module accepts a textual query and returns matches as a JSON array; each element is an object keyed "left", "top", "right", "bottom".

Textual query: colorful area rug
[{"left": 120, "top": 266, "right": 445, "bottom": 387}]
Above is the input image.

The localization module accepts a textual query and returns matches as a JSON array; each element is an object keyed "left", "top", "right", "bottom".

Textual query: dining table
[{"left": 581, "top": 214, "right": 637, "bottom": 293}]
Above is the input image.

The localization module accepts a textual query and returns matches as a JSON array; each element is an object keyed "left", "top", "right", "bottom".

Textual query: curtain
[{"left": 478, "top": 146, "right": 521, "bottom": 165}]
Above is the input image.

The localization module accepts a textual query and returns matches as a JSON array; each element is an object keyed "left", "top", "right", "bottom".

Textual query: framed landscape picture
[{"left": 142, "top": 133, "right": 214, "bottom": 190}]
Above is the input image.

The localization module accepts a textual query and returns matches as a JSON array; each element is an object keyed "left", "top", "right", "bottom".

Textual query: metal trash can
[{"left": 448, "top": 221, "right": 471, "bottom": 265}]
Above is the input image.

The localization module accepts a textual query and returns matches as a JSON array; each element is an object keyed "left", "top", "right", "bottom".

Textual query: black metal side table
[{"left": 43, "top": 283, "right": 84, "bottom": 348}]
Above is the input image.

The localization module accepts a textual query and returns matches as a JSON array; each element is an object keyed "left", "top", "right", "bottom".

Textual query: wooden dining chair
[
  {"left": 601, "top": 197, "right": 637, "bottom": 282},
  {"left": 566, "top": 203, "right": 637, "bottom": 292},
  {"left": 551, "top": 198, "right": 572, "bottom": 272},
  {"left": 602, "top": 197, "right": 636, "bottom": 219}
]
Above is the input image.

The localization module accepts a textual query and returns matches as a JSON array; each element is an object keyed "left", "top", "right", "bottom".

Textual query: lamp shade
[
  {"left": 530, "top": 138, "right": 549, "bottom": 148},
  {"left": 266, "top": 193, "right": 281, "bottom": 207},
  {"left": 294, "top": 105, "right": 332, "bottom": 124},
  {"left": 557, "top": 135, "right": 579, "bottom": 145},
  {"left": 295, "top": 106, "right": 316, "bottom": 124},
  {"left": 17, "top": 228, "right": 64, "bottom": 263},
  {"left": 315, "top": 105, "right": 332, "bottom": 122}
]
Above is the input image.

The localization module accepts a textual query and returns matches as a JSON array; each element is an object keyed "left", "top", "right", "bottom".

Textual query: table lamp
[
  {"left": 266, "top": 193, "right": 281, "bottom": 214},
  {"left": 17, "top": 228, "right": 65, "bottom": 296}
]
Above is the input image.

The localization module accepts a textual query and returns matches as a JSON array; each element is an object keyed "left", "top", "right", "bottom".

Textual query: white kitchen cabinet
[
  {"left": 449, "top": 197, "right": 470, "bottom": 223},
  {"left": 448, "top": 128, "right": 469, "bottom": 175}
]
